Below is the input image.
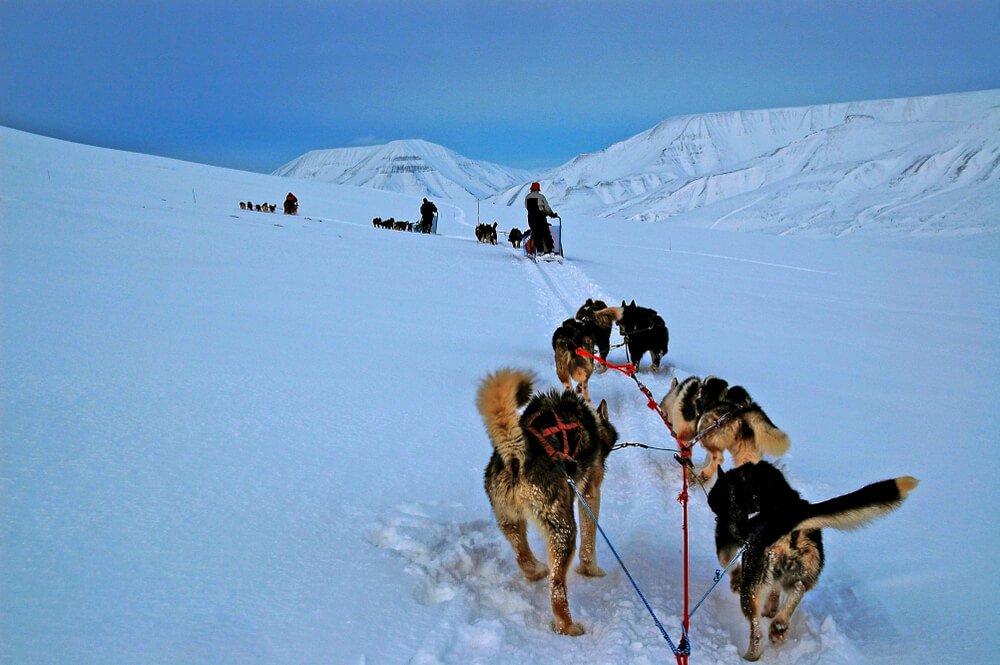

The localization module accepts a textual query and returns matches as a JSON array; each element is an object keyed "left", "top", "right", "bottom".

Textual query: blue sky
[{"left": 2, "top": 1, "right": 998, "bottom": 172}]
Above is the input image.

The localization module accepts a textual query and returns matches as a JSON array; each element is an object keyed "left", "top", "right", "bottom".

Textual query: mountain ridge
[
  {"left": 491, "top": 88, "right": 999, "bottom": 237},
  {"left": 273, "top": 138, "right": 532, "bottom": 202}
]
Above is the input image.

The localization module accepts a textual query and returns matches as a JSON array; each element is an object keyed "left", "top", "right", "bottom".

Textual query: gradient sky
[{"left": 2, "top": 1, "right": 998, "bottom": 172}]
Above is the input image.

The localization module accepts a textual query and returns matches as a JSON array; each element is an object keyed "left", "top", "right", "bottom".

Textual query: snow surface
[{"left": 2, "top": 125, "right": 999, "bottom": 665}]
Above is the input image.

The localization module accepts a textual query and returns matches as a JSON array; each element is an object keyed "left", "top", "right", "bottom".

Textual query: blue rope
[
  {"left": 681, "top": 523, "right": 766, "bottom": 645},
  {"left": 564, "top": 473, "right": 688, "bottom": 656},
  {"left": 688, "top": 541, "right": 748, "bottom": 620}
]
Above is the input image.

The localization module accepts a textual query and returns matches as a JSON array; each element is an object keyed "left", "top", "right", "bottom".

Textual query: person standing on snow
[
  {"left": 419, "top": 197, "right": 438, "bottom": 233},
  {"left": 283, "top": 192, "right": 298, "bottom": 215},
  {"left": 525, "top": 182, "right": 558, "bottom": 255}
]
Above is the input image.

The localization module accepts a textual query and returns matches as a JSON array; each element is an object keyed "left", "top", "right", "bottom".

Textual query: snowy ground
[{"left": 2, "top": 127, "right": 998, "bottom": 664}]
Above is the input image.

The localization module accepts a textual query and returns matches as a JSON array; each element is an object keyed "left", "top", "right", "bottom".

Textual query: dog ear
[
  {"left": 620, "top": 300, "right": 626, "bottom": 308},
  {"left": 670, "top": 377, "right": 679, "bottom": 389},
  {"left": 597, "top": 399, "right": 609, "bottom": 421},
  {"left": 630, "top": 299, "right": 636, "bottom": 307}
]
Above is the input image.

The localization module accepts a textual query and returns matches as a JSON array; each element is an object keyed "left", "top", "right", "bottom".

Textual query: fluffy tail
[
  {"left": 476, "top": 369, "right": 534, "bottom": 467},
  {"left": 794, "top": 476, "right": 919, "bottom": 532},
  {"left": 746, "top": 408, "right": 792, "bottom": 457}
]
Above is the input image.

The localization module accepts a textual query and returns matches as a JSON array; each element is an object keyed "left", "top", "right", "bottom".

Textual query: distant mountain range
[
  {"left": 276, "top": 89, "right": 999, "bottom": 237},
  {"left": 272, "top": 139, "right": 532, "bottom": 202}
]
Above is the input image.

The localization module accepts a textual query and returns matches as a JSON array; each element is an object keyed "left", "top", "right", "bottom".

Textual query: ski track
[{"left": 368, "top": 253, "right": 873, "bottom": 664}]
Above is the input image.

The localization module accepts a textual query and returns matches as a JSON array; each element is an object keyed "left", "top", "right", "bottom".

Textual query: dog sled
[{"left": 523, "top": 218, "right": 564, "bottom": 263}]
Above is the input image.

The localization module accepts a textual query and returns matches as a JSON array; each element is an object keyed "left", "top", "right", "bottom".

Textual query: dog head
[
  {"left": 696, "top": 376, "right": 729, "bottom": 412},
  {"left": 659, "top": 376, "right": 702, "bottom": 441},
  {"left": 708, "top": 462, "right": 799, "bottom": 527},
  {"left": 723, "top": 384, "right": 752, "bottom": 407},
  {"left": 575, "top": 298, "right": 609, "bottom": 323}
]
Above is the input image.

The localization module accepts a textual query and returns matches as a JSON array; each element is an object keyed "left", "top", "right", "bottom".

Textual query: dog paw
[
  {"left": 576, "top": 562, "right": 606, "bottom": 577},
  {"left": 769, "top": 620, "right": 788, "bottom": 643},
  {"left": 556, "top": 621, "right": 585, "bottom": 636}
]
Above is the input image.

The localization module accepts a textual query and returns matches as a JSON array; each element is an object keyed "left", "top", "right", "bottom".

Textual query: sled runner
[{"left": 523, "top": 218, "right": 564, "bottom": 263}]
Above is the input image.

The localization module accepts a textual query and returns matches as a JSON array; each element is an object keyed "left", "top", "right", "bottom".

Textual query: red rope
[{"left": 576, "top": 347, "right": 691, "bottom": 664}]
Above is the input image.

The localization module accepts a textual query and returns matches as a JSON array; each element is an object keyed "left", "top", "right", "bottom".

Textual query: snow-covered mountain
[
  {"left": 273, "top": 139, "right": 532, "bottom": 202},
  {"left": 492, "top": 89, "right": 1000, "bottom": 238}
]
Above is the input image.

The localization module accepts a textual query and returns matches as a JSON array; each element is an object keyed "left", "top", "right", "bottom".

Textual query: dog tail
[
  {"left": 794, "top": 476, "right": 919, "bottom": 532},
  {"left": 477, "top": 368, "right": 534, "bottom": 466},
  {"left": 745, "top": 407, "right": 791, "bottom": 457}
]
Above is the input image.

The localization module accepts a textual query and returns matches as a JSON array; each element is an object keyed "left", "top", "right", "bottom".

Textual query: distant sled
[{"left": 523, "top": 219, "right": 564, "bottom": 263}]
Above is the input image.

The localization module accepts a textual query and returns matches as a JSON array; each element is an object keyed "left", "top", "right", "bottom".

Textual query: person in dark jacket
[
  {"left": 283, "top": 192, "right": 298, "bottom": 215},
  {"left": 525, "top": 182, "right": 558, "bottom": 255},
  {"left": 419, "top": 198, "right": 438, "bottom": 233}
]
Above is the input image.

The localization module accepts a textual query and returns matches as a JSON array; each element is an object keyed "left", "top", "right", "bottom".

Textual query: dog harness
[{"left": 524, "top": 409, "right": 582, "bottom": 463}]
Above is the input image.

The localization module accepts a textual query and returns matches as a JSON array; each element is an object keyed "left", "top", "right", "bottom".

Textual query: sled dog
[
  {"left": 574, "top": 298, "right": 614, "bottom": 367},
  {"left": 597, "top": 300, "right": 669, "bottom": 371},
  {"left": 476, "top": 222, "right": 498, "bottom": 244},
  {"left": 508, "top": 227, "right": 523, "bottom": 248},
  {"left": 477, "top": 369, "right": 618, "bottom": 636},
  {"left": 660, "top": 375, "right": 789, "bottom": 481},
  {"left": 708, "top": 461, "right": 918, "bottom": 661},
  {"left": 552, "top": 318, "right": 597, "bottom": 402}
]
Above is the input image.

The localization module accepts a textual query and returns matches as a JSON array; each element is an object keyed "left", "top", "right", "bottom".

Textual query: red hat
[{"left": 530, "top": 182, "right": 541, "bottom": 191}]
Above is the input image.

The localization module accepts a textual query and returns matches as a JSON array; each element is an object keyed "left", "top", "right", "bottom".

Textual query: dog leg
[
  {"left": 546, "top": 524, "right": 584, "bottom": 636},
  {"left": 575, "top": 466, "right": 605, "bottom": 578},
  {"left": 769, "top": 580, "right": 806, "bottom": 644},
  {"left": 499, "top": 519, "right": 548, "bottom": 581},
  {"left": 740, "top": 579, "right": 768, "bottom": 660},
  {"left": 741, "top": 586, "right": 765, "bottom": 661},
  {"left": 651, "top": 350, "right": 663, "bottom": 372}
]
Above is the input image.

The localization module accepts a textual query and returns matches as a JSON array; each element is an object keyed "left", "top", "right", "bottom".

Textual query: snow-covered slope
[
  {"left": 3, "top": 126, "right": 999, "bottom": 665},
  {"left": 492, "top": 89, "right": 1000, "bottom": 238},
  {"left": 273, "top": 138, "right": 532, "bottom": 202}
]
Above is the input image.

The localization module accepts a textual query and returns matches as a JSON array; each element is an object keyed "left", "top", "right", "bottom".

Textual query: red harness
[{"left": 524, "top": 409, "right": 582, "bottom": 463}]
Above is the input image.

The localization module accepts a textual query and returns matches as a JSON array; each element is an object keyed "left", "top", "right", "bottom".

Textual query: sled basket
[{"left": 523, "top": 219, "right": 563, "bottom": 261}]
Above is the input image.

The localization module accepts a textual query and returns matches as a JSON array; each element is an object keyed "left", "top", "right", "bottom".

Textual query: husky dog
[
  {"left": 574, "top": 299, "right": 614, "bottom": 367},
  {"left": 508, "top": 227, "right": 524, "bottom": 248},
  {"left": 552, "top": 318, "right": 597, "bottom": 402},
  {"left": 660, "top": 375, "right": 789, "bottom": 481},
  {"left": 477, "top": 369, "right": 618, "bottom": 636},
  {"left": 708, "top": 461, "right": 918, "bottom": 661},
  {"left": 598, "top": 300, "right": 669, "bottom": 371},
  {"left": 476, "top": 222, "right": 499, "bottom": 244}
]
